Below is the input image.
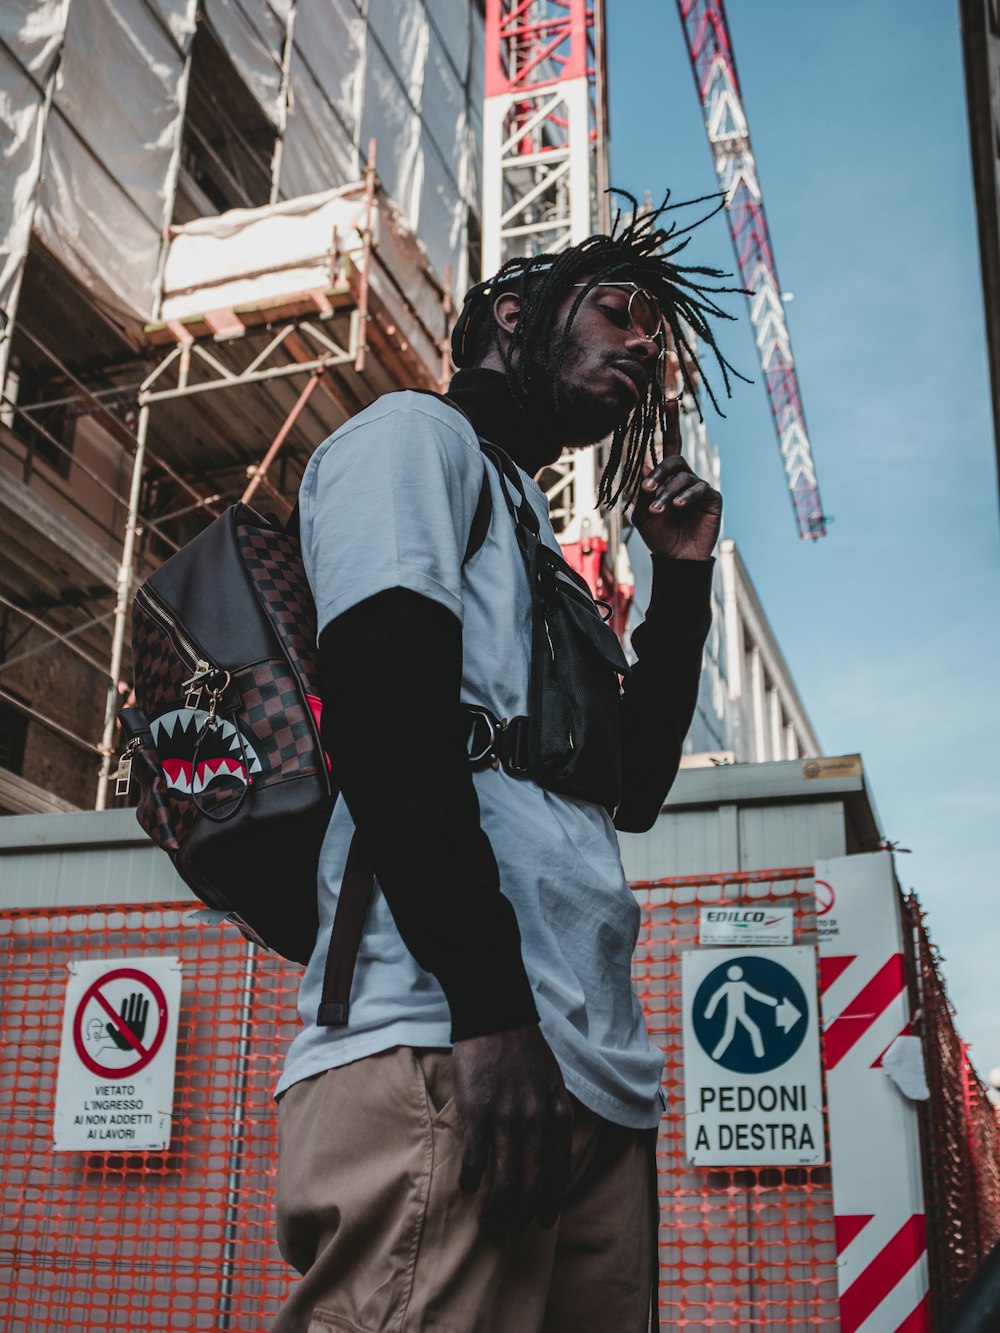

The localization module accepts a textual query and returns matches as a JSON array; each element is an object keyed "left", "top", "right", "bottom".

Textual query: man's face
[{"left": 545, "top": 281, "right": 662, "bottom": 446}]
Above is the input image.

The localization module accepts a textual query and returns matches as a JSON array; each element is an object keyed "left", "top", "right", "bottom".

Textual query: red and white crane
[
  {"left": 481, "top": 0, "right": 825, "bottom": 589},
  {"left": 676, "top": 0, "right": 826, "bottom": 540},
  {"left": 481, "top": 0, "right": 633, "bottom": 618}
]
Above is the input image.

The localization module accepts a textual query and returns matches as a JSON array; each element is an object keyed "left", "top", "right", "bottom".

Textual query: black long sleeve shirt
[{"left": 318, "top": 369, "right": 712, "bottom": 1041}]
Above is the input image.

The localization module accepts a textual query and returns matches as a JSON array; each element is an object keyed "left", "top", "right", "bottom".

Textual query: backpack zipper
[
  {"left": 135, "top": 585, "right": 216, "bottom": 707},
  {"left": 137, "top": 582, "right": 332, "bottom": 795}
]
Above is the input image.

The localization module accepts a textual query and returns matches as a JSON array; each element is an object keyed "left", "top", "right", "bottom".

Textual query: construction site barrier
[
  {"left": 903, "top": 895, "right": 1000, "bottom": 1327},
  {"left": 1, "top": 876, "right": 998, "bottom": 1330},
  {"left": 631, "top": 868, "right": 839, "bottom": 1329}
]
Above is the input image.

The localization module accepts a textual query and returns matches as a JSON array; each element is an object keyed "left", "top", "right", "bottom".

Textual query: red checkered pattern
[
  {"left": 237, "top": 661, "right": 321, "bottom": 781},
  {"left": 237, "top": 521, "right": 320, "bottom": 691}
]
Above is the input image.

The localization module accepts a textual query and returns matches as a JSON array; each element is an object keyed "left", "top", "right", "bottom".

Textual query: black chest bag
[{"left": 465, "top": 439, "right": 630, "bottom": 817}]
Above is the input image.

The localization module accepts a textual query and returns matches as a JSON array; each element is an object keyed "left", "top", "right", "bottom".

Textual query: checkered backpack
[
  {"left": 120, "top": 503, "right": 334, "bottom": 967},
  {"left": 119, "top": 453, "right": 492, "bottom": 1021}
]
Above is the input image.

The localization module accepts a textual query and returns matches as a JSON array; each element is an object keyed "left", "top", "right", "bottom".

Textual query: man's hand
[
  {"left": 451, "top": 1023, "right": 572, "bottom": 1234},
  {"left": 631, "top": 398, "right": 722, "bottom": 561}
]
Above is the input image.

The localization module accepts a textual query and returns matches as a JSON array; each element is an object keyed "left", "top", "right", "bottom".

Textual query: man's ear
[{"left": 492, "top": 292, "right": 521, "bottom": 336}]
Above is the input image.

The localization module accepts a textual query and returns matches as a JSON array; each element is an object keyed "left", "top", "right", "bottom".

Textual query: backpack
[{"left": 120, "top": 462, "right": 492, "bottom": 1024}]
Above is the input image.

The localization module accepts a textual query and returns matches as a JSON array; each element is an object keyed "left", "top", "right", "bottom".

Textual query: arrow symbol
[{"left": 776, "top": 997, "right": 802, "bottom": 1033}]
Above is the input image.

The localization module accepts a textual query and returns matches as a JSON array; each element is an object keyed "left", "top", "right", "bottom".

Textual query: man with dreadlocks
[{"left": 273, "top": 196, "right": 741, "bottom": 1333}]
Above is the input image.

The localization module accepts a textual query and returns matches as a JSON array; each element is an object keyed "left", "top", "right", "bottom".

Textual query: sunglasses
[
  {"left": 572, "top": 282, "right": 682, "bottom": 401},
  {"left": 571, "top": 281, "right": 664, "bottom": 342}
]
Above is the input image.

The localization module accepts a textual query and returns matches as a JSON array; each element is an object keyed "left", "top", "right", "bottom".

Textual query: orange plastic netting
[
  {"left": 1, "top": 873, "right": 836, "bottom": 1330},
  {"left": 632, "top": 869, "right": 838, "bottom": 1329},
  {"left": 0, "top": 905, "right": 297, "bottom": 1330}
]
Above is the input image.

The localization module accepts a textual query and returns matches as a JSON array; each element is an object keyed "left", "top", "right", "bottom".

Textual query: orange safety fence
[
  {"left": 902, "top": 894, "right": 1000, "bottom": 1327},
  {"left": 631, "top": 867, "right": 838, "bottom": 1330},
  {"left": 0, "top": 904, "right": 298, "bottom": 1331},
  {"left": 0, "top": 872, "right": 879, "bottom": 1329}
]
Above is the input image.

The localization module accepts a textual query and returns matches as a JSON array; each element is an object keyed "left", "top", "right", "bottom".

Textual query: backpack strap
[
  {"left": 464, "top": 468, "right": 493, "bottom": 563},
  {"left": 317, "top": 830, "right": 375, "bottom": 1025}
]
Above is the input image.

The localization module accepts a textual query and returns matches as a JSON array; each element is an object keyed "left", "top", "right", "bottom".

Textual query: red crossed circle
[
  {"left": 72, "top": 967, "right": 168, "bottom": 1078},
  {"left": 814, "top": 879, "right": 836, "bottom": 917}
]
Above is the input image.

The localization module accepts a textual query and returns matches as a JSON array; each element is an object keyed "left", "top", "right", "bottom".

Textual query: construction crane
[
  {"left": 481, "top": 0, "right": 634, "bottom": 620},
  {"left": 676, "top": 0, "right": 826, "bottom": 540},
  {"left": 482, "top": 0, "right": 825, "bottom": 555}
]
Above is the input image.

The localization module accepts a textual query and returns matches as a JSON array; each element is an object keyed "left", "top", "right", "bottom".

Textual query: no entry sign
[{"left": 54, "top": 957, "right": 182, "bottom": 1152}]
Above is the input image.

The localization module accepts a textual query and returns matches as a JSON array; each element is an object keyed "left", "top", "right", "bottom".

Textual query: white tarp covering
[
  {"left": 202, "top": 0, "right": 290, "bottom": 127},
  {"left": 361, "top": 31, "right": 424, "bottom": 223},
  {"left": 0, "top": 0, "right": 70, "bottom": 353},
  {"left": 3, "top": 0, "right": 483, "bottom": 341},
  {"left": 160, "top": 184, "right": 369, "bottom": 318},
  {"left": 277, "top": 0, "right": 365, "bottom": 201},
  {"left": 32, "top": 0, "right": 197, "bottom": 320},
  {"left": 159, "top": 182, "right": 445, "bottom": 379}
]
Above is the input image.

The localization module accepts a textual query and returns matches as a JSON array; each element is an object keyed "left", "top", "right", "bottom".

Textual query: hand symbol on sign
[{"left": 106, "top": 992, "right": 149, "bottom": 1049}]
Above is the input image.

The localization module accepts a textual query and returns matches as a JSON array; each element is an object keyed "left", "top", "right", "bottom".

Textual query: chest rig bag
[{"left": 467, "top": 441, "right": 630, "bottom": 815}]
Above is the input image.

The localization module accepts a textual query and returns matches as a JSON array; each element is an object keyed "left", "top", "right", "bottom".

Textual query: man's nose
[{"left": 625, "top": 330, "right": 660, "bottom": 365}]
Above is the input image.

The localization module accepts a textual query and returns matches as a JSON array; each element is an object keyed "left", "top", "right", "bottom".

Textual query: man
[{"left": 273, "top": 199, "right": 739, "bottom": 1333}]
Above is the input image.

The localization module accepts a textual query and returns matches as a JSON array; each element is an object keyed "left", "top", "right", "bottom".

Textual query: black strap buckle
[
  {"left": 464, "top": 705, "right": 532, "bottom": 777},
  {"left": 465, "top": 704, "right": 507, "bottom": 770}
]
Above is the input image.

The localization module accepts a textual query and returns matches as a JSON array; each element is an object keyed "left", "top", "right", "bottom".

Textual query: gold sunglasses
[{"left": 572, "top": 282, "right": 682, "bottom": 400}]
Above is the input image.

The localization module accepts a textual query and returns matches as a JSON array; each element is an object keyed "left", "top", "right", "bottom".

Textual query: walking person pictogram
[
  {"left": 703, "top": 963, "right": 778, "bottom": 1060},
  {"left": 692, "top": 954, "right": 810, "bottom": 1074}
]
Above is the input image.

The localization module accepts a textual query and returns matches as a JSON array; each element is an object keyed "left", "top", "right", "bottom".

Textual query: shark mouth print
[{"left": 151, "top": 708, "right": 263, "bottom": 795}]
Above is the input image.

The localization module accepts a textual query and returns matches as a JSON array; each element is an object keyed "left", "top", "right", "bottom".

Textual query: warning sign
[
  {"left": 683, "top": 946, "right": 825, "bottom": 1166},
  {"left": 54, "top": 957, "right": 182, "bottom": 1152}
]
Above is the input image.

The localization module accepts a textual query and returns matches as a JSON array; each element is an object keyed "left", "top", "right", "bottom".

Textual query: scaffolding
[
  {"left": 1, "top": 145, "right": 454, "bottom": 812},
  {"left": 0, "top": 1, "right": 822, "bottom": 817},
  {"left": 0, "top": 1, "right": 486, "bottom": 815}
]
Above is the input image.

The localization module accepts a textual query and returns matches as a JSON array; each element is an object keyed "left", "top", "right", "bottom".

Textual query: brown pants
[{"left": 273, "top": 1046, "right": 656, "bottom": 1333}]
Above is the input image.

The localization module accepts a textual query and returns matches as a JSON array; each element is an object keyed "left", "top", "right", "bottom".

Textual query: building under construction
[
  {"left": 1, "top": 0, "right": 817, "bottom": 820},
  {"left": 5, "top": 4, "right": 999, "bottom": 1330}
]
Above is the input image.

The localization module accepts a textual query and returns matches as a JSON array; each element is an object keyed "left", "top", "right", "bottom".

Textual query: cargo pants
[{"left": 273, "top": 1045, "right": 657, "bottom": 1332}]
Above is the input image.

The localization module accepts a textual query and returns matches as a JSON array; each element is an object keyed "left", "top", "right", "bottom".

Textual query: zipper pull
[
  {"left": 182, "top": 659, "right": 213, "bottom": 709},
  {"left": 115, "top": 737, "right": 141, "bottom": 797}
]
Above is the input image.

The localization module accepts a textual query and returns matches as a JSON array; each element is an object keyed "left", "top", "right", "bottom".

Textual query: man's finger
[
  {"left": 662, "top": 397, "right": 682, "bottom": 458},
  {"left": 650, "top": 475, "right": 710, "bottom": 513},
  {"left": 486, "top": 1122, "right": 523, "bottom": 1230},
  {"left": 642, "top": 456, "right": 692, "bottom": 492},
  {"left": 519, "top": 1103, "right": 548, "bottom": 1226},
  {"left": 536, "top": 1099, "right": 573, "bottom": 1229},
  {"left": 459, "top": 1117, "right": 491, "bottom": 1196}
]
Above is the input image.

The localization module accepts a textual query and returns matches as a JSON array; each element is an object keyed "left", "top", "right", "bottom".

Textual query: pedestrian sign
[
  {"left": 683, "top": 946, "right": 825, "bottom": 1166},
  {"left": 54, "top": 957, "right": 182, "bottom": 1152},
  {"left": 692, "top": 954, "right": 809, "bottom": 1074}
]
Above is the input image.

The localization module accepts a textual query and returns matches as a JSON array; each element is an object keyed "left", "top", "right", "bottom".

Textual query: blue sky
[{"left": 607, "top": 0, "right": 1000, "bottom": 1075}]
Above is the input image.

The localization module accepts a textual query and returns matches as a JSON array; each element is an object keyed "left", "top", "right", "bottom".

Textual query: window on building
[
  {"left": 0, "top": 695, "right": 28, "bottom": 774},
  {"left": 173, "top": 22, "right": 278, "bottom": 222},
  {"left": 2, "top": 359, "right": 76, "bottom": 480}
]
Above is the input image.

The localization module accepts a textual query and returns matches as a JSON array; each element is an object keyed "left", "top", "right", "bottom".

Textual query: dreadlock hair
[{"left": 451, "top": 189, "right": 751, "bottom": 507}]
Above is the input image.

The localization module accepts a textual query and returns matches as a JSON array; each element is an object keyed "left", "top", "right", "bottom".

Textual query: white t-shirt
[{"left": 275, "top": 391, "right": 664, "bottom": 1128}]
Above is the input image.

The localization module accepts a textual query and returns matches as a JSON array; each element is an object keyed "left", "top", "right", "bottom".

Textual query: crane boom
[{"left": 676, "top": 0, "right": 826, "bottom": 540}]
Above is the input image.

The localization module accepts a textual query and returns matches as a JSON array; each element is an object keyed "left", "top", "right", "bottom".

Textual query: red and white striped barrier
[{"left": 816, "top": 852, "right": 929, "bottom": 1332}]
